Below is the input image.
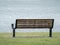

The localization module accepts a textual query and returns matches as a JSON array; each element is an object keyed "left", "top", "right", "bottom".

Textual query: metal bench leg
[
  {"left": 11, "top": 24, "right": 15, "bottom": 37},
  {"left": 13, "top": 28, "right": 15, "bottom": 37},
  {"left": 13, "top": 29, "right": 15, "bottom": 37},
  {"left": 49, "top": 28, "right": 52, "bottom": 37}
]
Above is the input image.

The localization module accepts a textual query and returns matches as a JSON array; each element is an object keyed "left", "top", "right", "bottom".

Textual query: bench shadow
[{"left": 14, "top": 36, "right": 52, "bottom": 38}]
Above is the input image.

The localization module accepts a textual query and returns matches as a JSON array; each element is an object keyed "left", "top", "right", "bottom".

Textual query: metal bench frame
[{"left": 11, "top": 19, "right": 54, "bottom": 37}]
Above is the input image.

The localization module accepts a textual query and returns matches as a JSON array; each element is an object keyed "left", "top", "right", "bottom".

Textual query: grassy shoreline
[{"left": 0, "top": 32, "right": 60, "bottom": 45}]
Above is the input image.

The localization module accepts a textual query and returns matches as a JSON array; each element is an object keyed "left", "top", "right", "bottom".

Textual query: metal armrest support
[
  {"left": 11, "top": 24, "right": 15, "bottom": 37},
  {"left": 11, "top": 24, "right": 15, "bottom": 29}
]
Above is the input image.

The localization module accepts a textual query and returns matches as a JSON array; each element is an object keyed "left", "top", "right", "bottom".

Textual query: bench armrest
[{"left": 11, "top": 24, "right": 15, "bottom": 29}]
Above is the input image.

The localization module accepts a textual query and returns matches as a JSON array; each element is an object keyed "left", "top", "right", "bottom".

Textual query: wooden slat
[
  {"left": 15, "top": 19, "right": 54, "bottom": 28},
  {"left": 35, "top": 19, "right": 52, "bottom": 28}
]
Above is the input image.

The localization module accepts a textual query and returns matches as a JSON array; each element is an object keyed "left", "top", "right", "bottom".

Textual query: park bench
[{"left": 11, "top": 19, "right": 54, "bottom": 37}]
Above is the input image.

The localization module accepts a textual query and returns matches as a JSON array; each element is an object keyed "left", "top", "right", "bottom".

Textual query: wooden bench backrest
[{"left": 15, "top": 19, "right": 54, "bottom": 28}]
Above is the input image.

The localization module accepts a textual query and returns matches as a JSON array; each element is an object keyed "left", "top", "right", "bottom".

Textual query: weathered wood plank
[{"left": 16, "top": 19, "right": 54, "bottom": 28}]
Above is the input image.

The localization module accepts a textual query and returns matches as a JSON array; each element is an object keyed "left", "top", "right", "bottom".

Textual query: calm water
[{"left": 0, "top": 0, "right": 60, "bottom": 32}]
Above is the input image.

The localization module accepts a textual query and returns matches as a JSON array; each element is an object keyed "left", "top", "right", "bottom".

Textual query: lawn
[{"left": 0, "top": 32, "right": 60, "bottom": 45}]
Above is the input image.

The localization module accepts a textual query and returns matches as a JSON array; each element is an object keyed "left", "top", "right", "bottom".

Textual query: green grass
[{"left": 0, "top": 32, "right": 60, "bottom": 45}]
